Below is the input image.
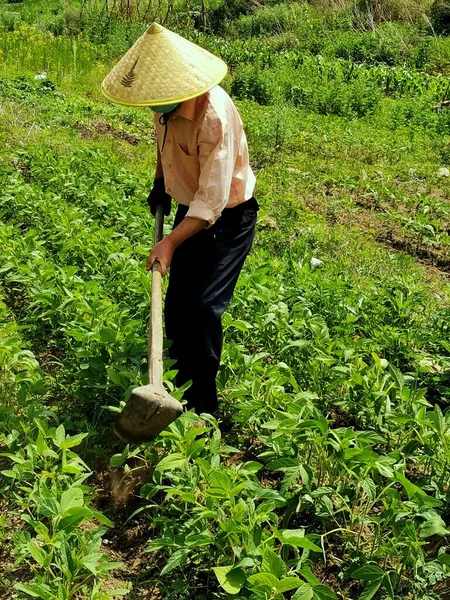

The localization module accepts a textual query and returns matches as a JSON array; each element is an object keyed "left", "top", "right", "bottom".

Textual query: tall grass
[{"left": 0, "top": 25, "right": 99, "bottom": 79}]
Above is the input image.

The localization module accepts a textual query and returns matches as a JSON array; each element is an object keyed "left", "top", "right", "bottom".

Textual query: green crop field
[{"left": 1, "top": 0, "right": 450, "bottom": 598}]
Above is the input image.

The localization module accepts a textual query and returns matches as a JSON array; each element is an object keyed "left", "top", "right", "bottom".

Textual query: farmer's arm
[{"left": 147, "top": 216, "right": 206, "bottom": 275}]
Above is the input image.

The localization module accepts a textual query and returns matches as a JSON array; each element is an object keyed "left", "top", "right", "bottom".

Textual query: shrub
[
  {"left": 333, "top": 30, "right": 380, "bottom": 62},
  {"left": 83, "top": 18, "right": 147, "bottom": 57},
  {"left": 352, "top": 0, "right": 433, "bottom": 24},
  {"left": 286, "top": 72, "right": 381, "bottom": 117},
  {"left": 383, "top": 96, "right": 445, "bottom": 133},
  {"left": 0, "top": 26, "right": 99, "bottom": 79},
  {"left": 232, "top": 3, "right": 307, "bottom": 36},
  {"left": 343, "top": 75, "right": 382, "bottom": 116},
  {"left": 422, "top": 37, "right": 450, "bottom": 75},
  {"left": 231, "top": 65, "right": 277, "bottom": 105},
  {"left": 237, "top": 101, "right": 302, "bottom": 166},
  {"left": 267, "top": 31, "right": 300, "bottom": 51},
  {"left": 64, "top": 6, "right": 82, "bottom": 36},
  {"left": 203, "top": 0, "right": 250, "bottom": 34},
  {"left": 430, "top": 0, "right": 450, "bottom": 35},
  {"left": 0, "top": 9, "right": 21, "bottom": 30},
  {"left": 380, "top": 0, "right": 434, "bottom": 21},
  {"left": 20, "top": 0, "right": 65, "bottom": 34},
  {"left": 333, "top": 21, "right": 421, "bottom": 66},
  {"left": 231, "top": 2, "right": 329, "bottom": 54}
]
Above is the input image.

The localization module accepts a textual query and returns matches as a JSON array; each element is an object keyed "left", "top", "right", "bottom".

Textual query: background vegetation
[{"left": 0, "top": 0, "right": 450, "bottom": 598}]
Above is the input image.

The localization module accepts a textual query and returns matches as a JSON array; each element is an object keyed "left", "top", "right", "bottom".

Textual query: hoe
[{"left": 114, "top": 204, "right": 183, "bottom": 444}]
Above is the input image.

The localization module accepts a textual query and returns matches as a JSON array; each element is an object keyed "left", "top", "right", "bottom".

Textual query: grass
[{"left": 0, "top": 4, "right": 450, "bottom": 599}]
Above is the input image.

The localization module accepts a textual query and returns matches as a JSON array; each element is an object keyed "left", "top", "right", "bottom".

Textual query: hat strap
[{"left": 158, "top": 106, "right": 179, "bottom": 152}]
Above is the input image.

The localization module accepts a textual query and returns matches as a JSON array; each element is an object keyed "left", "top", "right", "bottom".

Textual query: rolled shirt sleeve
[{"left": 186, "top": 110, "right": 237, "bottom": 226}]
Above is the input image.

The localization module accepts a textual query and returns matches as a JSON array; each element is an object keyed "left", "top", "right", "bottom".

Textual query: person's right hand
[
  {"left": 146, "top": 238, "right": 175, "bottom": 276},
  {"left": 146, "top": 178, "right": 172, "bottom": 216}
]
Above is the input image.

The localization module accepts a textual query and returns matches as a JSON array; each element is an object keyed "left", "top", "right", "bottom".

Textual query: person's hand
[
  {"left": 147, "top": 178, "right": 171, "bottom": 216},
  {"left": 146, "top": 238, "right": 175, "bottom": 276}
]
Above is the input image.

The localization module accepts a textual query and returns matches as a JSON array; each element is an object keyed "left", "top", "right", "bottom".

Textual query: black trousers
[{"left": 165, "top": 197, "right": 258, "bottom": 414}]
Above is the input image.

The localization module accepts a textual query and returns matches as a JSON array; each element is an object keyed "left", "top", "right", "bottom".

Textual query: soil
[
  {"left": 224, "top": 450, "right": 259, "bottom": 466},
  {"left": 313, "top": 560, "right": 359, "bottom": 598},
  {"left": 89, "top": 458, "right": 165, "bottom": 597},
  {"left": 435, "top": 578, "right": 450, "bottom": 599},
  {"left": 0, "top": 502, "right": 33, "bottom": 599},
  {"left": 91, "top": 458, "right": 153, "bottom": 514},
  {"left": 260, "top": 469, "right": 283, "bottom": 488},
  {"left": 300, "top": 191, "right": 450, "bottom": 276},
  {"left": 76, "top": 119, "right": 141, "bottom": 146},
  {"left": 328, "top": 406, "right": 359, "bottom": 429},
  {"left": 376, "top": 227, "right": 450, "bottom": 273},
  {"left": 337, "top": 204, "right": 450, "bottom": 274}
]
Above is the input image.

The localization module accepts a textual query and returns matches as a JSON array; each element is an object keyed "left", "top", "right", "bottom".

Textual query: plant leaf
[
  {"left": 60, "top": 487, "right": 84, "bottom": 515},
  {"left": 155, "top": 453, "right": 187, "bottom": 472},
  {"left": 160, "top": 549, "right": 190, "bottom": 575},
  {"left": 248, "top": 572, "right": 280, "bottom": 589},
  {"left": 15, "top": 582, "right": 52, "bottom": 597},
  {"left": 100, "top": 327, "right": 117, "bottom": 342},
  {"left": 28, "top": 541, "right": 47, "bottom": 567},
  {"left": 313, "top": 584, "right": 338, "bottom": 600},
  {"left": 280, "top": 530, "right": 322, "bottom": 552},
  {"left": 1, "top": 470, "right": 17, "bottom": 478},
  {"left": 81, "top": 552, "right": 103, "bottom": 575},
  {"left": 60, "top": 432, "right": 88, "bottom": 449},
  {"left": 262, "top": 548, "right": 286, "bottom": 578},
  {"left": 267, "top": 458, "right": 299, "bottom": 471},
  {"left": 352, "top": 565, "right": 385, "bottom": 581},
  {"left": 292, "top": 584, "right": 314, "bottom": 600},
  {"left": 213, "top": 566, "right": 246, "bottom": 594},
  {"left": 357, "top": 578, "right": 383, "bottom": 600},
  {"left": 55, "top": 424, "right": 65, "bottom": 448},
  {"left": 277, "top": 576, "right": 303, "bottom": 592}
]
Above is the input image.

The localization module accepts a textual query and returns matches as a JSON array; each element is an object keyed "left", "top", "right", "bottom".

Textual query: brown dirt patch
[
  {"left": 89, "top": 459, "right": 165, "bottom": 597},
  {"left": 312, "top": 560, "right": 355, "bottom": 597},
  {"left": 0, "top": 501, "right": 33, "bottom": 598},
  {"left": 260, "top": 469, "right": 283, "bottom": 488},
  {"left": 225, "top": 450, "right": 260, "bottom": 467},
  {"left": 335, "top": 203, "right": 449, "bottom": 275},
  {"left": 76, "top": 119, "right": 140, "bottom": 146},
  {"left": 328, "top": 407, "right": 358, "bottom": 429},
  {"left": 435, "top": 578, "right": 450, "bottom": 599},
  {"left": 375, "top": 228, "right": 450, "bottom": 273},
  {"left": 299, "top": 187, "right": 450, "bottom": 276},
  {"left": 91, "top": 458, "right": 153, "bottom": 513}
]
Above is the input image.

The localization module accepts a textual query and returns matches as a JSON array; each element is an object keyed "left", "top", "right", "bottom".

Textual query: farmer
[{"left": 102, "top": 23, "right": 257, "bottom": 415}]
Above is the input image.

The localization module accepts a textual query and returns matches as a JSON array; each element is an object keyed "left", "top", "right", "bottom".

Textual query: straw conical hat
[{"left": 101, "top": 23, "right": 228, "bottom": 107}]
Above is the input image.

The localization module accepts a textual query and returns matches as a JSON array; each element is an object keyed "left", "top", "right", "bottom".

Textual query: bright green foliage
[
  {"left": 1, "top": 3, "right": 450, "bottom": 599},
  {"left": 0, "top": 405, "right": 128, "bottom": 597}
]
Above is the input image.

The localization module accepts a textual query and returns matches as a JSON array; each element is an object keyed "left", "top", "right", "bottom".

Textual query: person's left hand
[{"left": 146, "top": 238, "right": 175, "bottom": 276}]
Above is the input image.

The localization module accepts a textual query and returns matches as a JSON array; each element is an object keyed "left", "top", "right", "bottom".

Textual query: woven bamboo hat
[{"left": 101, "top": 23, "right": 228, "bottom": 107}]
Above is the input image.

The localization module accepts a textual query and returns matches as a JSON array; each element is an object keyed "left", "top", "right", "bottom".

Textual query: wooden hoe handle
[{"left": 148, "top": 204, "right": 164, "bottom": 387}]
